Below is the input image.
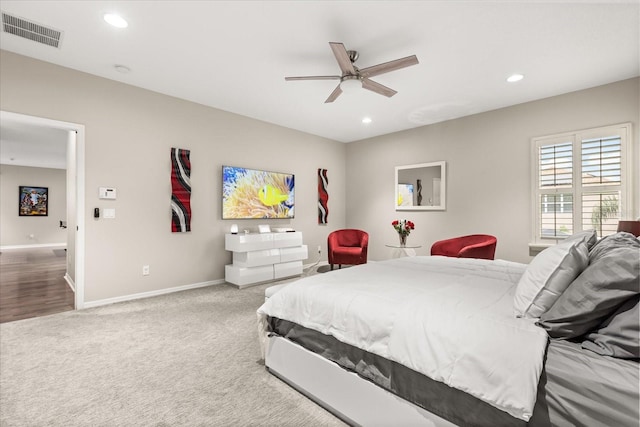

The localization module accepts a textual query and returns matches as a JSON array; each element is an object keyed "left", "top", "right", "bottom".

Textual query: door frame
[{"left": 1, "top": 111, "right": 86, "bottom": 309}]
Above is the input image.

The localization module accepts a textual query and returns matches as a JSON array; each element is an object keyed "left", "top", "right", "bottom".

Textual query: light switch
[{"left": 103, "top": 208, "right": 116, "bottom": 219}]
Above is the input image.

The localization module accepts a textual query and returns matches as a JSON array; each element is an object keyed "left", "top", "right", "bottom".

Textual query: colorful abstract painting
[
  {"left": 318, "top": 168, "right": 329, "bottom": 224},
  {"left": 171, "top": 148, "right": 191, "bottom": 232},
  {"left": 222, "top": 166, "right": 295, "bottom": 219},
  {"left": 19, "top": 186, "right": 48, "bottom": 216}
]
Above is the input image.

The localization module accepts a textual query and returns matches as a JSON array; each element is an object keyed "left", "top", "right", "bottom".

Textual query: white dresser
[{"left": 225, "top": 232, "right": 308, "bottom": 288}]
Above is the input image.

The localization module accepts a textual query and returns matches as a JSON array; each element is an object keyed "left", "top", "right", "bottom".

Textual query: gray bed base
[
  {"left": 265, "top": 334, "right": 457, "bottom": 427},
  {"left": 265, "top": 330, "right": 640, "bottom": 427}
]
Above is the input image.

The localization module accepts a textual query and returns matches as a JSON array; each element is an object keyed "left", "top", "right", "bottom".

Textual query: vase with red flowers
[{"left": 392, "top": 219, "right": 415, "bottom": 247}]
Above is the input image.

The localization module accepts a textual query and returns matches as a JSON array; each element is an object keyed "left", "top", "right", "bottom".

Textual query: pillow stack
[
  {"left": 515, "top": 231, "right": 640, "bottom": 360},
  {"left": 513, "top": 230, "right": 596, "bottom": 319}
]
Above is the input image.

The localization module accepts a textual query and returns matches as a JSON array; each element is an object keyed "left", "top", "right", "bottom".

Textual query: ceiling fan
[{"left": 285, "top": 42, "right": 419, "bottom": 103}]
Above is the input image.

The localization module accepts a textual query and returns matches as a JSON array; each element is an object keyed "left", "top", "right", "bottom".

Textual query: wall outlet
[
  {"left": 142, "top": 265, "right": 150, "bottom": 276},
  {"left": 317, "top": 245, "right": 322, "bottom": 254}
]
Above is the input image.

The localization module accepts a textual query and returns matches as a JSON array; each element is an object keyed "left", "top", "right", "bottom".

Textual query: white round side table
[{"left": 385, "top": 244, "right": 421, "bottom": 258}]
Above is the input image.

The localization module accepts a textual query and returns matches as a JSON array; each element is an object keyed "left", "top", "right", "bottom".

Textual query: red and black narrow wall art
[
  {"left": 171, "top": 147, "right": 191, "bottom": 232},
  {"left": 318, "top": 168, "right": 329, "bottom": 224}
]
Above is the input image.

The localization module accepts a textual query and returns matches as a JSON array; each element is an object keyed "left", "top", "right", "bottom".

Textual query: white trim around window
[{"left": 531, "top": 123, "right": 633, "bottom": 246}]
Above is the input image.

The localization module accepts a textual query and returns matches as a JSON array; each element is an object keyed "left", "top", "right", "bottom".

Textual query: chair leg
[
  {"left": 338, "top": 265, "right": 342, "bottom": 269},
  {"left": 330, "top": 264, "right": 334, "bottom": 271}
]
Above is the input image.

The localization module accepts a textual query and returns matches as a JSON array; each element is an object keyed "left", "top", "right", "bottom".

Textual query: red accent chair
[
  {"left": 430, "top": 234, "right": 497, "bottom": 260},
  {"left": 328, "top": 229, "right": 369, "bottom": 270}
]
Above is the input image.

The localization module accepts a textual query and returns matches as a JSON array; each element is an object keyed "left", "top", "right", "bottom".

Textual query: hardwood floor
[{"left": 0, "top": 247, "right": 74, "bottom": 323}]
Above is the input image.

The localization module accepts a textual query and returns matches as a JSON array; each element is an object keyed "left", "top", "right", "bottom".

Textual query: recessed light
[
  {"left": 104, "top": 13, "right": 128, "bottom": 28},
  {"left": 362, "top": 117, "right": 372, "bottom": 124},
  {"left": 507, "top": 74, "right": 524, "bottom": 83},
  {"left": 114, "top": 64, "right": 131, "bottom": 74}
]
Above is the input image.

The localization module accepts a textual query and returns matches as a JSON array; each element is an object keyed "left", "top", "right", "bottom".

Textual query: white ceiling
[
  {"left": 0, "top": 115, "right": 68, "bottom": 169},
  {"left": 0, "top": 1, "right": 638, "bottom": 167}
]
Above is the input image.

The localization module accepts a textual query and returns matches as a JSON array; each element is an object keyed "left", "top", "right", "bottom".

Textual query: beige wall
[
  {"left": 2, "top": 49, "right": 637, "bottom": 303},
  {"left": 0, "top": 164, "right": 67, "bottom": 246},
  {"left": 346, "top": 78, "right": 639, "bottom": 263},
  {"left": 0, "top": 50, "right": 346, "bottom": 303}
]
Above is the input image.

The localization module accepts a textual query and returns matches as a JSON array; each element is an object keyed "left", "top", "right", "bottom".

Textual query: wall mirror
[{"left": 395, "top": 161, "right": 446, "bottom": 211}]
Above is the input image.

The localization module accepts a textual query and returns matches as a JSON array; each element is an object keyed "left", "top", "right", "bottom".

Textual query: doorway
[
  {"left": 0, "top": 247, "right": 74, "bottom": 322},
  {"left": 0, "top": 111, "right": 85, "bottom": 320}
]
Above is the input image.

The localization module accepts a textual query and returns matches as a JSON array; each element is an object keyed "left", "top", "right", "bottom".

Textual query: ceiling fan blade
[
  {"left": 329, "top": 42, "right": 356, "bottom": 75},
  {"left": 324, "top": 84, "right": 343, "bottom": 103},
  {"left": 285, "top": 75, "right": 341, "bottom": 81},
  {"left": 359, "top": 55, "right": 419, "bottom": 78},
  {"left": 362, "top": 78, "right": 397, "bottom": 97}
]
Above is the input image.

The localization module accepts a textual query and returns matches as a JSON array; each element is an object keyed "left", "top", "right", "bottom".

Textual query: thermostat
[{"left": 99, "top": 187, "right": 117, "bottom": 200}]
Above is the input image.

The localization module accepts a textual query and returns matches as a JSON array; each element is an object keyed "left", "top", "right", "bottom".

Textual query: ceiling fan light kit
[
  {"left": 285, "top": 42, "right": 419, "bottom": 103},
  {"left": 340, "top": 76, "right": 361, "bottom": 92}
]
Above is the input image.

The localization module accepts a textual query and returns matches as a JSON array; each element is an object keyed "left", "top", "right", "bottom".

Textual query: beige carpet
[{"left": 0, "top": 279, "right": 347, "bottom": 427}]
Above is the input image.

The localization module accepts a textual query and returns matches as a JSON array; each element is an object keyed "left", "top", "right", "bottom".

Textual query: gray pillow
[
  {"left": 537, "top": 232, "right": 640, "bottom": 339},
  {"left": 582, "top": 296, "right": 639, "bottom": 359}
]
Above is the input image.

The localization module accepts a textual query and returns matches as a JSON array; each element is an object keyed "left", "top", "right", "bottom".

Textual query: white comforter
[{"left": 257, "top": 256, "right": 549, "bottom": 421}]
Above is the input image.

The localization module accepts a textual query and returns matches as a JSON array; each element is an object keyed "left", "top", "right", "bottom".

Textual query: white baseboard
[
  {"left": 64, "top": 273, "right": 76, "bottom": 292},
  {"left": 0, "top": 243, "right": 66, "bottom": 250},
  {"left": 82, "top": 279, "right": 226, "bottom": 309}
]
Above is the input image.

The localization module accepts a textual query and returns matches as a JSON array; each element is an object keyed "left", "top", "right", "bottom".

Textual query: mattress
[{"left": 268, "top": 317, "right": 640, "bottom": 427}]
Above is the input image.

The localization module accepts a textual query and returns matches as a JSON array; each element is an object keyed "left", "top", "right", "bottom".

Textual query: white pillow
[
  {"left": 514, "top": 238, "right": 589, "bottom": 318},
  {"left": 562, "top": 229, "right": 598, "bottom": 249}
]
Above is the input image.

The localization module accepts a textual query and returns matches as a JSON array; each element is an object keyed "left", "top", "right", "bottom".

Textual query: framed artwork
[{"left": 19, "top": 186, "right": 49, "bottom": 216}]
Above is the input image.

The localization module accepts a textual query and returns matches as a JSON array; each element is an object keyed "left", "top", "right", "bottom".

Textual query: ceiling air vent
[{"left": 2, "top": 11, "right": 62, "bottom": 48}]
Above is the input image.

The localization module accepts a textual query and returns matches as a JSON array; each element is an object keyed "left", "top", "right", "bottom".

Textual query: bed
[{"left": 257, "top": 231, "right": 639, "bottom": 426}]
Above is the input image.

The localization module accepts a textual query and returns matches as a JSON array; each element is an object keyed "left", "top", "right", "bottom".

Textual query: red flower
[{"left": 392, "top": 219, "right": 415, "bottom": 236}]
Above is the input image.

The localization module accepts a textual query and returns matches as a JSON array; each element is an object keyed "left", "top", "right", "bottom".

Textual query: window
[{"left": 532, "top": 123, "right": 632, "bottom": 243}]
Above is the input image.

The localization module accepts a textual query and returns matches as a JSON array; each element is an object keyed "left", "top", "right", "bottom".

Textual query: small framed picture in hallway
[{"left": 19, "top": 186, "right": 48, "bottom": 216}]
